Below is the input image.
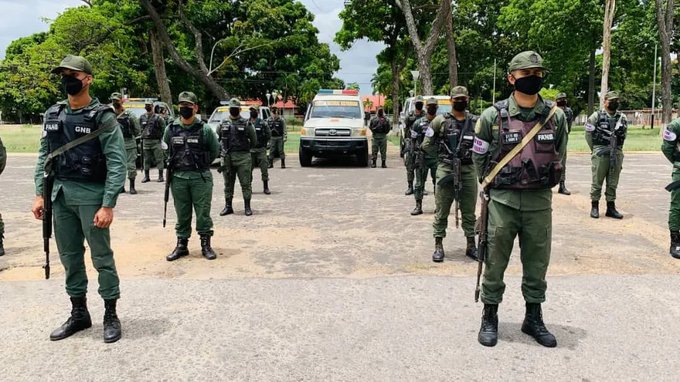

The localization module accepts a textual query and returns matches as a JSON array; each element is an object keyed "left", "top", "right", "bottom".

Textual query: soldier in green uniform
[
  {"left": 140, "top": 99, "right": 166, "bottom": 183},
  {"left": 422, "top": 87, "right": 478, "bottom": 262},
  {"left": 218, "top": 98, "right": 257, "bottom": 217},
  {"left": 410, "top": 98, "right": 438, "bottom": 215},
  {"left": 585, "top": 91, "right": 626, "bottom": 219},
  {"left": 249, "top": 105, "right": 271, "bottom": 195},
  {"left": 0, "top": 135, "right": 5, "bottom": 256},
  {"left": 110, "top": 92, "right": 141, "bottom": 194},
  {"left": 403, "top": 96, "right": 425, "bottom": 195},
  {"left": 660, "top": 119, "right": 680, "bottom": 259},
  {"left": 555, "top": 93, "right": 573, "bottom": 195},
  {"left": 369, "top": 107, "right": 391, "bottom": 168},
  {"left": 31, "top": 55, "right": 127, "bottom": 343},
  {"left": 267, "top": 106, "right": 287, "bottom": 169},
  {"left": 164, "top": 91, "right": 219, "bottom": 261},
  {"left": 472, "top": 51, "right": 567, "bottom": 348}
]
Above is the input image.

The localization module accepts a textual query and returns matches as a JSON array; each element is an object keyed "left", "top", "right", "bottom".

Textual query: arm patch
[
  {"left": 585, "top": 123, "right": 595, "bottom": 132},
  {"left": 663, "top": 128, "right": 677, "bottom": 142},
  {"left": 472, "top": 137, "right": 489, "bottom": 154}
]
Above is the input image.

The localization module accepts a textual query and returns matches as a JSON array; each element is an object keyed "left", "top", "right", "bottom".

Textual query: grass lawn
[{"left": 0, "top": 124, "right": 663, "bottom": 154}]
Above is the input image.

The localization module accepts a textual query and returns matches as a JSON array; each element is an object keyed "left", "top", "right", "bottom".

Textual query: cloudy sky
[{"left": 0, "top": 0, "right": 383, "bottom": 95}]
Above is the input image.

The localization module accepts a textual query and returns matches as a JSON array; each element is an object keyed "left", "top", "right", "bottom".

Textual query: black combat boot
[
  {"left": 129, "top": 179, "right": 137, "bottom": 195},
  {"left": 157, "top": 169, "right": 164, "bottom": 182},
  {"left": 166, "top": 238, "right": 189, "bottom": 261},
  {"left": 381, "top": 159, "right": 387, "bottom": 168},
  {"left": 405, "top": 181, "right": 414, "bottom": 196},
  {"left": 432, "top": 237, "right": 445, "bottom": 262},
  {"left": 411, "top": 200, "right": 423, "bottom": 215},
  {"left": 244, "top": 199, "right": 253, "bottom": 216},
  {"left": 670, "top": 231, "right": 680, "bottom": 259},
  {"left": 50, "top": 296, "right": 92, "bottom": 341},
  {"left": 558, "top": 181, "right": 571, "bottom": 195},
  {"left": 103, "top": 299, "right": 122, "bottom": 343},
  {"left": 478, "top": 304, "right": 498, "bottom": 347},
  {"left": 371, "top": 159, "right": 377, "bottom": 168},
  {"left": 605, "top": 201, "right": 623, "bottom": 219},
  {"left": 465, "top": 236, "right": 478, "bottom": 260},
  {"left": 590, "top": 201, "right": 599, "bottom": 219},
  {"left": 521, "top": 303, "right": 557, "bottom": 347},
  {"left": 200, "top": 235, "right": 217, "bottom": 260},
  {"left": 220, "top": 199, "right": 234, "bottom": 216},
  {"left": 263, "top": 180, "right": 271, "bottom": 195},
  {"left": 268, "top": 160, "right": 274, "bottom": 169},
  {"left": 281, "top": 158, "right": 286, "bottom": 169},
  {"left": 141, "top": 170, "right": 150, "bottom": 183},
  {"left": 0, "top": 235, "right": 5, "bottom": 257}
]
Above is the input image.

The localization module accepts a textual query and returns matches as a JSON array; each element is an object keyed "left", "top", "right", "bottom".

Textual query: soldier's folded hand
[{"left": 93, "top": 207, "right": 114, "bottom": 228}]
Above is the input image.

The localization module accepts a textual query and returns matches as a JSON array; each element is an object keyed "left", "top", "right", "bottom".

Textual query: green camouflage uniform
[
  {"left": 412, "top": 115, "right": 438, "bottom": 200},
  {"left": 115, "top": 108, "right": 141, "bottom": 180},
  {"left": 0, "top": 136, "right": 5, "bottom": 255},
  {"left": 250, "top": 117, "right": 271, "bottom": 181},
  {"left": 404, "top": 107, "right": 425, "bottom": 184},
  {"left": 369, "top": 114, "right": 391, "bottom": 163},
  {"left": 218, "top": 116, "right": 257, "bottom": 201},
  {"left": 472, "top": 94, "right": 567, "bottom": 304},
  {"left": 140, "top": 111, "right": 166, "bottom": 172},
  {"left": 267, "top": 115, "right": 286, "bottom": 164},
  {"left": 661, "top": 119, "right": 680, "bottom": 230},
  {"left": 34, "top": 98, "right": 127, "bottom": 300},
  {"left": 585, "top": 106, "right": 627, "bottom": 203}
]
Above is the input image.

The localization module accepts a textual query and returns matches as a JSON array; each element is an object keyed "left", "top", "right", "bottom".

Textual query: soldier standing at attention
[
  {"left": 369, "top": 107, "right": 391, "bottom": 168},
  {"left": 410, "top": 98, "right": 438, "bottom": 215},
  {"left": 140, "top": 99, "right": 166, "bottom": 183},
  {"left": 249, "top": 105, "right": 271, "bottom": 195},
  {"left": 31, "top": 55, "right": 127, "bottom": 343},
  {"left": 218, "top": 98, "right": 257, "bottom": 217},
  {"left": 422, "top": 87, "right": 478, "bottom": 262},
  {"left": 267, "top": 106, "right": 287, "bottom": 169},
  {"left": 472, "top": 51, "right": 567, "bottom": 348},
  {"left": 110, "top": 92, "right": 141, "bottom": 194},
  {"left": 555, "top": 93, "right": 573, "bottom": 195},
  {"left": 404, "top": 96, "right": 425, "bottom": 195},
  {"left": 164, "top": 91, "right": 219, "bottom": 262},
  {"left": 585, "top": 91, "right": 626, "bottom": 219},
  {"left": 0, "top": 135, "right": 5, "bottom": 256},
  {"left": 660, "top": 118, "right": 680, "bottom": 259}
]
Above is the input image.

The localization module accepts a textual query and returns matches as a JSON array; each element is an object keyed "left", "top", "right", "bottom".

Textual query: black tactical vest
[
  {"left": 592, "top": 111, "right": 626, "bottom": 147},
  {"left": 269, "top": 117, "right": 285, "bottom": 137},
  {"left": 117, "top": 111, "right": 134, "bottom": 139},
  {"left": 220, "top": 117, "right": 251, "bottom": 153},
  {"left": 168, "top": 122, "right": 211, "bottom": 171},
  {"left": 44, "top": 103, "right": 111, "bottom": 183},
  {"left": 141, "top": 113, "right": 163, "bottom": 139},
  {"left": 440, "top": 113, "right": 476, "bottom": 165},
  {"left": 412, "top": 117, "right": 432, "bottom": 145},
  {"left": 252, "top": 118, "right": 267, "bottom": 149},
  {"left": 490, "top": 99, "right": 561, "bottom": 190}
]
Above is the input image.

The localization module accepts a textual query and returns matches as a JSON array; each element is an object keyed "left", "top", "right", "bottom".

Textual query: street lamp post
[{"left": 410, "top": 70, "right": 420, "bottom": 96}]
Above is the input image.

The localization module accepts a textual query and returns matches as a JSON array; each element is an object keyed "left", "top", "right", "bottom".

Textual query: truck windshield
[
  {"left": 210, "top": 110, "right": 251, "bottom": 123},
  {"left": 310, "top": 100, "right": 362, "bottom": 119}
]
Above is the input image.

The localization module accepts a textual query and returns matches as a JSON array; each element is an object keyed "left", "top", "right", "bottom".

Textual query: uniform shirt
[
  {"left": 585, "top": 110, "right": 627, "bottom": 154},
  {"left": 250, "top": 117, "right": 271, "bottom": 152},
  {"left": 423, "top": 112, "right": 475, "bottom": 166},
  {"left": 412, "top": 115, "right": 438, "bottom": 158},
  {"left": 34, "top": 98, "right": 127, "bottom": 208},
  {"left": 268, "top": 116, "right": 287, "bottom": 139},
  {"left": 216, "top": 116, "right": 258, "bottom": 152},
  {"left": 472, "top": 94, "right": 568, "bottom": 211},
  {"left": 115, "top": 108, "right": 141, "bottom": 149},
  {"left": 141, "top": 112, "right": 167, "bottom": 144},
  {"left": 662, "top": 118, "right": 680, "bottom": 164},
  {"left": 369, "top": 116, "right": 391, "bottom": 136},
  {"left": 162, "top": 118, "right": 220, "bottom": 180}
]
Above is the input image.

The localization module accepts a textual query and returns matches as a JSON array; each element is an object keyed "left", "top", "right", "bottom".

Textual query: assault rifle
[
  {"left": 42, "top": 160, "right": 54, "bottom": 280},
  {"left": 438, "top": 143, "right": 462, "bottom": 228},
  {"left": 474, "top": 187, "right": 490, "bottom": 302},
  {"left": 163, "top": 149, "right": 174, "bottom": 228}
]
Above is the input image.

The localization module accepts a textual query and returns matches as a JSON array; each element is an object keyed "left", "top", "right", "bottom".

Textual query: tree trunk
[
  {"left": 599, "top": 0, "right": 616, "bottom": 109},
  {"left": 588, "top": 45, "right": 596, "bottom": 115},
  {"left": 139, "top": 0, "right": 228, "bottom": 100},
  {"left": 656, "top": 0, "right": 675, "bottom": 125},
  {"left": 445, "top": 5, "right": 458, "bottom": 88},
  {"left": 149, "top": 29, "right": 172, "bottom": 105},
  {"left": 391, "top": 60, "right": 400, "bottom": 125}
]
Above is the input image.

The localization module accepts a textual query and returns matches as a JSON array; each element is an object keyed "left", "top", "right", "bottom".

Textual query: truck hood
[{"left": 304, "top": 118, "right": 364, "bottom": 129}]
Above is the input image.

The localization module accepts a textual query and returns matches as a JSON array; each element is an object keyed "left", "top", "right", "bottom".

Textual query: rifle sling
[{"left": 481, "top": 105, "right": 559, "bottom": 189}]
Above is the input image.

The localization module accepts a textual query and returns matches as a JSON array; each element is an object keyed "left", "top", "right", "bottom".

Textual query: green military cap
[
  {"left": 178, "top": 91, "right": 198, "bottom": 105},
  {"left": 508, "top": 51, "right": 546, "bottom": 72},
  {"left": 415, "top": 95, "right": 424, "bottom": 103},
  {"left": 249, "top": 104, "right": 259, "bottom": 111},
  {"left": 51, "top": 54, "right": 93, "bottom": 75},
  {"left": 426, "top": 97, "right": 438, "bottom": 106},
  {"left": 144, "top": 98, "right": 154, "bottom": 105},
  {"left": 605, "top": 91, "right": 619, "bottom": 100},
  {"left": 227, "top": 98, "right": 241, "bottom": 107},
  {"left": 556, "top": 92, "right": 567, "bottom": 100},
  {"left": 109, "top": 92, "right": 122, "bottom": 101},
  {"left": 451, "top": 86, "right": 469, "bottom": 98}
]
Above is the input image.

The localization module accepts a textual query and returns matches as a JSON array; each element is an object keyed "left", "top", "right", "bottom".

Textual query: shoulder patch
[
  {"left": 663, "top": 128, "right": 677, "bottom": 142},
  {"left": 585, "top": 123, "right": 595, "bottom": 132},
  {"left": 472, "top": 137, "right": 489, "bottom": 154},
  {"left": 474, "top": 119, "right": 482, "bottom": 134},
  {"left": 425, "top": 126, "right": 434, "bottom": 138}
]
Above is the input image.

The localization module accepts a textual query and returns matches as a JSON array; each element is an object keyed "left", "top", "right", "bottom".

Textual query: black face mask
[
  {"left": 426, "top": 106, "right": 437, "bottom": 116},
  {"left": 250, "top": 111, "right": 258, "bottom": 119},
  {"left": 415, "top": 102, "right": 424, "bottom": 112},
  {"left": 61, "top": 75, "right": 84, "bottom": 96},
  {"left": 556, "top": 100, "right": 567, "bottom": 107},
  {"left": 608, "top": 101, "right": 619, "bottom": 111},
  {"left": 229, "top": 107, "right": 240, "bottom": 117},
  {"left": 145, "top": 106, "right": 153, "bottom": 112},
  {"left": 513, "top": 75, "right": 543, "bottom": 95},
  {"left": 453, "top": 101, "right": 467, "bottom": 112},
  {"left": 377, "top": 111, "right": 384, "bottom": 117},
  {"left": 179, "top": 106, "right": 194, "bottom": 119}
]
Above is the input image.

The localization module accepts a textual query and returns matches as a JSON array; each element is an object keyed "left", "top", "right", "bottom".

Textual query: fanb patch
[
  {"left": 503, "top": 132, "right": 522, "bottom": 144},
  {"left": 536, "top": 132, "right": 555, "bottom": 143},
  {"left": 171, "top": 136, "right": 185, "bottom": 145},
  {"left": 187, "top": 137, "right": 199, "bottom": 144}
]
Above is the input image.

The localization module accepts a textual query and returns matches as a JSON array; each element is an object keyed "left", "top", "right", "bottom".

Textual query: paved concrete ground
[{"left": 0, "top": 151, "right": 679, "bottom": 381}]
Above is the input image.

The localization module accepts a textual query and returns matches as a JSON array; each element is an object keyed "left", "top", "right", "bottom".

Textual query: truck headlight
[
  {"left": 353, "top": 128, "right": 367, "bottom": 136},
  {"left": 301, "top": 128, "right": 314, "bottom": 136}
]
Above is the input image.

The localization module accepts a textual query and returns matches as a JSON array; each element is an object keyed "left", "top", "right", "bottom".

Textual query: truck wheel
[
  {"left": 299, "top": 147, "right": 312, "bottom": 167},
  {"left": 357, "top": 147, "right": 369, "bottom": 167}
]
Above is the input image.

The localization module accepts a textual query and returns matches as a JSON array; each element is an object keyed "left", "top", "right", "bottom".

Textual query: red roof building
[{"left": 362, "top": 95, "right": 386, "bottom": 112}]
